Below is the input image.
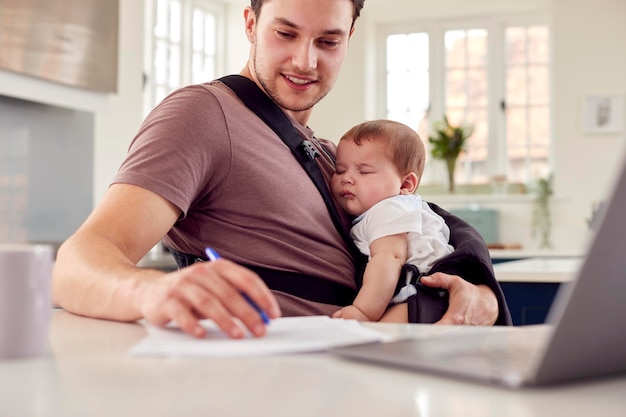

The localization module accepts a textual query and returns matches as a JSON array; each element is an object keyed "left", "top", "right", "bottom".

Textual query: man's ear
[
  {"left": 400, "top": 172, "right": 419, "bottom": 194},
  {"left": 244, "top": 7, "right": 256, "bottom": 43}
]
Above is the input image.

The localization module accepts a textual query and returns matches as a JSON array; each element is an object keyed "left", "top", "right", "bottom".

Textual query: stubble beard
[{"left": 253, "top": 46, "right": 332, "bottom": 114}]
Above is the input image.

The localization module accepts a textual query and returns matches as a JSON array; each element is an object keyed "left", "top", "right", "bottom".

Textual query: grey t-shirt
[{"left": 113, "top": 81, "right": 356, "bottom": 316}]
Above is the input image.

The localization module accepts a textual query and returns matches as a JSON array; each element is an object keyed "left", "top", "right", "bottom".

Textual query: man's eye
[
  {"left": 277, "top": 30, "right": 295, "bottom": 39},
  {"left": 319, "top": 39, "right": 340, "bottom": 48}
]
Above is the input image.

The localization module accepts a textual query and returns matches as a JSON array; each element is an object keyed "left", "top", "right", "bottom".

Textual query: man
[{"left": 52, "top": 0, "right": 509, "bottom": 339}]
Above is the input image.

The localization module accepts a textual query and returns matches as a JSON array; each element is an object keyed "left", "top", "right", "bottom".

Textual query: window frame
[
  {"left": 143, "top": 0, "right": 226, "bottom": 116},
  {"left": 377, "top": 13, "right": 551, "bottom": 191}
]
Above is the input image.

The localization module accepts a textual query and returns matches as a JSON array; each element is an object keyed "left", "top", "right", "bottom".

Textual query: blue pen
[{"left": 204, "top": 247, "right": 270, "bottom": 325}]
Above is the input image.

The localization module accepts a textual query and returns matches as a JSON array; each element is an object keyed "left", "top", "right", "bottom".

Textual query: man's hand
[
  {"left": 420, "top": 272, "right": 498, "bottom": 325},
  {"left": 138, "top": 259, "right": 281, "bottom": 338}
]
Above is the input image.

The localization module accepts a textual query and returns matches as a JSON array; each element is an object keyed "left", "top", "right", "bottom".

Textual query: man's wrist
[{"left": 476, "top": 284, "right": 498, "bottom": 325}]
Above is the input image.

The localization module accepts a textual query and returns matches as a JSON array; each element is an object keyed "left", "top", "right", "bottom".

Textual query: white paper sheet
[{"left": 129, "top": 316, "right": 393, "bottom": 358}]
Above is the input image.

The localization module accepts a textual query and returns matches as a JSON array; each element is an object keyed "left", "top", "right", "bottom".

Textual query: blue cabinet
[
  {"left": 499, "top": 282, "right": 561, "bottom": 325},
  {"left": 492, "top": 257, "right": 564, "bottom": 326}
]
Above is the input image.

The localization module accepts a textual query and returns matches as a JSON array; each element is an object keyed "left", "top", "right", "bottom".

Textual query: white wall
[
  {"left": 99, "top": 0, "right": 626, "bottom": 255},
  {"left": 549, "top": 0, "right": 626, "bottom": 252},
  {"left": 93, "top": 0, "right": 146, "bottom": 203},
  {"left": 224, "top": 0, "right": 251, "bottom": 74}
]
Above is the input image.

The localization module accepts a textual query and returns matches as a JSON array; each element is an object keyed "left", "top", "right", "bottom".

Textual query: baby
[{"left": 331, "top": 119, "right": 454, "bottom": 321}]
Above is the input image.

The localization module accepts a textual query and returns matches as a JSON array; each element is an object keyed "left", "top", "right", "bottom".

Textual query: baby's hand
[{"left": 332, "top": 305, "right": 372, "bottom": 321}]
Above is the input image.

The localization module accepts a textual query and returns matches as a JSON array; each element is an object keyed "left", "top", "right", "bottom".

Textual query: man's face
[{"left": 245, "top": 0, "right": 354, "bottom": 120}]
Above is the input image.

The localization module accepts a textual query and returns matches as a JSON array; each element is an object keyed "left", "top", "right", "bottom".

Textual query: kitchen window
[
  {"left": 144, "top": 0, "right": 225, "bottom": 114},
  {"left": 382, "top": 16, "right": 551, "bottom": 191}
]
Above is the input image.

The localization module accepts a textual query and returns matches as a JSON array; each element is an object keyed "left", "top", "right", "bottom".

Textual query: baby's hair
[{"left": 340, "top": 119, "right": 426, "bottom": 178}]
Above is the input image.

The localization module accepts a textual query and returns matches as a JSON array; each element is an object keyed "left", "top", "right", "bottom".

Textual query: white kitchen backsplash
[{"left": 0, "top": 95, "right": 93, "bottom": 244}]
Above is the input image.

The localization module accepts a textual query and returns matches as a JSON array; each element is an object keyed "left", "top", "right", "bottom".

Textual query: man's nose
[{"left": 292, "top": 41, "right": 317, "bottom": 71}]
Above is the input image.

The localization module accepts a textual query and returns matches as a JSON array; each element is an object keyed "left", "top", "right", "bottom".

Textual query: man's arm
[
  {"left": 52, "top": 183, "right": 280, "bottom": 338},
  {"left": 425, "top": 202, "right": 513, "bottom": 326},
  {"left": 53, "top": 184, "right": 177, "bottom": 320}
]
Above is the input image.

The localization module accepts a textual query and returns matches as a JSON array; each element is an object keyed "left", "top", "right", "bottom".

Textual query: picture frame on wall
[{"left": 584, "top": 95, "right": 624, "bottom": 134}]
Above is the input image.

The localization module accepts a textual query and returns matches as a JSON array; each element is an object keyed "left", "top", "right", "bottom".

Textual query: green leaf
[{"left": 428, "top": 117, "right": 474, "bottom": 161}]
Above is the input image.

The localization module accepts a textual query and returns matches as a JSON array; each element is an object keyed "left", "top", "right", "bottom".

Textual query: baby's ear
[{"left": 400, "top": 172, "right": 419, "bottom": 194}]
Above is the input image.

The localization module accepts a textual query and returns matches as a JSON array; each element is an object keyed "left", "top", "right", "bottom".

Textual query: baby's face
[{"left": 331, "top": 139, "right": 404, "bottom": 216}]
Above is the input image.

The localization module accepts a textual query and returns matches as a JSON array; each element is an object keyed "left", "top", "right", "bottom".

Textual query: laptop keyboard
[{"left": 427, "top": 330, "right": 546, "bottom": 373}]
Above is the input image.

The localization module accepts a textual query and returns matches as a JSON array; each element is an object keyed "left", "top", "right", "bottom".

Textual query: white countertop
[
  {"left": 489, "top": 248, "right": 582, "bottom": 259},
  {"left": 493, "top": 257, "right": 582, "bottom": 283},
  {"left": 1, "top": 310, "right": 625, "bottom": 417}
]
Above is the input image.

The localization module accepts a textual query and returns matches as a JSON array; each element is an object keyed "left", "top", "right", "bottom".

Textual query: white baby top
[{"left": 350, "top": 194, "right": 454, "bottom": 274}]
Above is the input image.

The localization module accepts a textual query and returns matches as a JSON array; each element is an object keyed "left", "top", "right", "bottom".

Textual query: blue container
[{"left": 449, "top": 207, "right": 499, "bottom": 244}]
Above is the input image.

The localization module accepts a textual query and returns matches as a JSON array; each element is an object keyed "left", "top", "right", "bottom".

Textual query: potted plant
[
  {"left": 428, "top": 116, "right": 474, "bottom": 193},
  {"left": 531, "top": 173, "right": 554, "bottom": 249}
]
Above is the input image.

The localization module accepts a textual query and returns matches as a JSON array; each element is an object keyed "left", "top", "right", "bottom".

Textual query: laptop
[{"left": 331, "top": 153, "right": 626, "bottom": 388}]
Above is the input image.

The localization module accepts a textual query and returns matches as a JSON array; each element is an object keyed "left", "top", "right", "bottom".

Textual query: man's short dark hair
[{"left": 250, "top": 0, "right": 365, "bottom": 27}]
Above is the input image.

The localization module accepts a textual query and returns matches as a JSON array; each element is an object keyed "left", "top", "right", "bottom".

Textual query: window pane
[
  {"left": 468, "top": 68, "right": 487, "bottom": 106},
  {"left": 468, "top": 111, "right": 488, "bottom": 157},
  {"left": 528, "top": 65, "right": 549, "bottom": 105},
  {"left": 386, "top": 31, "right": 430, "bottom": 183},
  {"left": 460, "top": 107, "right": 488, "bottom": 183},
  {"left": 506, "top": 27, "right": 526, "bottom": 64},
  {"left": 156, "top": 86, "right": 169, "bottom": 104},
  {"left": 386, "top": 32, "right": 429, "bottom": 136},
  {"left": 505, "top": 24, "right": 550, "bottom": 184},
  {"left": 444, "top": 28, "right": 488, "bottom": 185},
  {"left": 147, "top": 0, "right": 222, "bottom": 115},
  {"left": 446, "top": 109, "right": 465, "bottom": 127},
  {"left": 192, "top": 51, "right": 202, "bottom": 82},
  {"left": 193, "top": 10, "right": 204, "bottom": 51},
  {"left": 387, "top": 33, "right": 428, "bottom": 71},
  {"left": 155, "top": 0, "right": 170, "bottom": 38},
  {"left": 446, "top": 69, "right": 467, "bottom": 108},
  {"left": 529, "top": 159, "right": 550, "bottom": 180},
  {"left": 528, "top": 26, "right": 549, "bottom": 63},
  {"left": 507, "top": 108, "right": 528, "bottom": 150},
  {"left": 383, "top": 21, "right": 550, "bottom": 190},
  {"left": 445, "top": 30, "right": 466, "bottom": 68},
  {"left": 506, "top": 67, "right": 527, "bottom": 105},
  {"left": 191, "top": 7, "right": 218, "bottom": 84},
  {"left": 168, "top": 45, "right": 181, "bottom": 87},
  {"left": 204, "top": 56, "right": 215, "bottom": 80},
  {"left": 387, "top": 72, "right": 428, "bottom": 112},
  {"left": 467, "top": 29, "right": 487, "bottom": 66},
  {"left": 529, "top": 107, "right": 550, "bottom": 150},
  {"left": 507, "top": 107, "right": 529, "bottom": 183},
  {"left": 154, "top": 40, "right": 168, "bottom": 84},
  {"left": 169, "top": 0, "right": 181, "bottom": 43},
  {"left": 204, "top": 15, "right": 216, "bottom": 54}
]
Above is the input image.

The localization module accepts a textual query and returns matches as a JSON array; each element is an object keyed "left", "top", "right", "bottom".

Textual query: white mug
[{"left": 0, "top": 243, "right": 53, "bottom": 359}]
